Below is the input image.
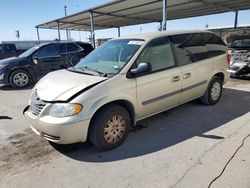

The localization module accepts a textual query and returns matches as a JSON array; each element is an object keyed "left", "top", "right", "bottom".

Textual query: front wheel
[
  {"left": 200, "top": 76, "right": 223, "bottom": 105},
  {"left": 89, "top": 104, "right": 131, "bottom": 150},
  {"left": 9, "top": 69, "right": 31, "bottom": 89}
]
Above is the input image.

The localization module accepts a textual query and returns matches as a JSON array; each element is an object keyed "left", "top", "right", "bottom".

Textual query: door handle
[
  {"left": 183, "top": 73, "right": 191, "bottom": 79},
  {"left": 172, "top": 75, "right": 180, "bottom": 82}
]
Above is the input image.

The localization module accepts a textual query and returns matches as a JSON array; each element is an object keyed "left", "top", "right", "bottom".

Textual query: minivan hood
[{"left": 35, "top": 69, "right": 107, "bottom": 101}]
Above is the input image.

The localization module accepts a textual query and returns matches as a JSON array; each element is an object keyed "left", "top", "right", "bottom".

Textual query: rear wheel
[
  {"left": 9, "top": 69, "right": 31, "bottom": 88},
  {"left": 200, "top": 76, "right": 223, "bottom": 105},
  {"left": 89, "top": 104, "right": 131, "bottom": 150}
]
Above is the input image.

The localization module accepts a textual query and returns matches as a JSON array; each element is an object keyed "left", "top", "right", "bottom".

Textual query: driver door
[{"left": 33, "top": 44, "right": 60, "bottom": 79}]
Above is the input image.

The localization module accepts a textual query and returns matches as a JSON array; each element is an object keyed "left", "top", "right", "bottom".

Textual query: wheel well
[
  {"left": 89, "top": 100, "right": 136, "bottom": 129},
  {"left": 214, "top": 72, "right": 224, "bottom": 83}
]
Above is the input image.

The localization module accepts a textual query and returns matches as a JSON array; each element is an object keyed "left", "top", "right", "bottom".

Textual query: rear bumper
[{"left": 24, "top": 107, "right": 90, "bottom": 144}]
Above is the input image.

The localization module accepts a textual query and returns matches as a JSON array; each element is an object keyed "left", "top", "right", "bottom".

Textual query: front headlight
[{"left": 49, "top": 103, "right": 83, "bottom": 117}]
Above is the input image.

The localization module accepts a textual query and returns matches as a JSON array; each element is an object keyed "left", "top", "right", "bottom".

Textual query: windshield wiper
[
  {"left": 82, "top": 66, "right": 107, "bottom": 77},
  {"left": 67, "top": 67, "right": 96, "bottom": 76}
]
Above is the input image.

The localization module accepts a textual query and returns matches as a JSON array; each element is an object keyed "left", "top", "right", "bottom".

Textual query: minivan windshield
[{"left": 74, "top": 39, "right": 144, "bottom": 77}]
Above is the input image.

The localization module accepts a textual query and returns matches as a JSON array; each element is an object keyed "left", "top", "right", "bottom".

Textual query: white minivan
[{"left": 24, "top": 31, "right": 229, "bottom": 150}]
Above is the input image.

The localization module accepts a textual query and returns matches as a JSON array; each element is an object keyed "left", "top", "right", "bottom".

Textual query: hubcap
[
  {"left": 104, "top": 115, "right": 126, "bottom": 144},
  {"left": 13, "top": 73, "right": 29, "bottom": 87},
  {"left": 211, "top": 82, "right": 221, "bottom": 101}
]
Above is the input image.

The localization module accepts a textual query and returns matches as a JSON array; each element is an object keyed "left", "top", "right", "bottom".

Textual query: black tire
[
  {"left": 9, "top": 69, "right": 31, "bottom": 89},
  {"left": 200, "top": 76, "right": 223, "bottom": 105},
  {"left": 89, "top": 104, "right": 131, "bottom": 150}
]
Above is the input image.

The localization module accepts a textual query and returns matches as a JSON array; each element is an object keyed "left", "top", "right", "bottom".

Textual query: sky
[{"left": 1, "top": 0, "right": 250, "bottom": 42}]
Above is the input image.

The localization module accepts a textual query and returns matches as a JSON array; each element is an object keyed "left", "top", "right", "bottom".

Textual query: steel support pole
[
  {"left": 57, "top": 21, "right": 61, "bottom": 41},
  {"left": 159, "top": 21, "right": 162, "bottom": 31},
  {"left": 234, "top": 10, "right": 238, "bottom": 28},
  {"left": 64, "top": 6, "right": 69, "bottom": 40},
  {"left": 118, "top": 27, "right": 121, "bottom": 37},
  {"left": 90, "top": 12, "right": 95, "bottom": 48},
  {"left": 36, "top": 27, "right": 40, "bottom": 44},
  {"left": 162, "top": 0, "right": 167, "bottom": 31}
]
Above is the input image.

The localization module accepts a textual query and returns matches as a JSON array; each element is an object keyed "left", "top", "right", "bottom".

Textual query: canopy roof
[{"left": 36, "top": 0, "right": 250, "bottom": 31}]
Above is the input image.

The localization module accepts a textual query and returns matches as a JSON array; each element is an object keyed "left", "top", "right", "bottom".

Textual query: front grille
[{"left": 30, "top": 90, "right": 47, "bottom": 116}]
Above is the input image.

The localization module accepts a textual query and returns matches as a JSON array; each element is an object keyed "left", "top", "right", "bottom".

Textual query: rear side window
[
  {"left": 76, "top": 42, "right": 93, "bottom": 53},
  {"left": 66, "top": 43, "right": 82, "bottom": 53},
  {"left": 135, "top": 37, "right": 175, "bottom": 72},
  {"left": 169, "top": 33, "right": 209, "bottom": 65},
  {"left": 60, "top": 43, "right": 67, "bottom": 54},
  {"left": 60, "top": 43, "right": 82, "bottom": 53},
  {"left": 169, "top": 33, "right": 227, "bottom": 66},
  {"left": 203, "top": 33, "right": 227, "bottom": 58}
]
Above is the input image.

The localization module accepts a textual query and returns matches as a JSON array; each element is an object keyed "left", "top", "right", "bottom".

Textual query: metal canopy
[{"left": 36, "top": 0, "right": 250, "bottom": 31}]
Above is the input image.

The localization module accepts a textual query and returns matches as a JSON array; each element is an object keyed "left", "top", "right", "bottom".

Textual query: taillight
[{"left": 227, "top": 54, "right": 231, "bottom": 65}]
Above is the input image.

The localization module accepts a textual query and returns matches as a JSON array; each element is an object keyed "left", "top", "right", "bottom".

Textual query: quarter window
[{"left": 135, "top": 37, "right": 175, "bottom": 72}]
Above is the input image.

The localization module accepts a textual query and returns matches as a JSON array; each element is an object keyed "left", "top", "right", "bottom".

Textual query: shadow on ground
[
  {"left": 0, "top": 116, "right": 12, "bottom": 120},
  {"left": 51, "top": 88, "right": 250, "bottom": 162},
  {"left": 230, "top": 76, "right": 250, "bottom": 81},
  {"left": 0, "top": 83, "right": 35, "bottom": 91}
]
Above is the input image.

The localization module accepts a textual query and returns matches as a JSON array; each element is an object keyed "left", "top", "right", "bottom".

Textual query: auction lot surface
[{"left": 0, "top": 78, "right": 250, "bottom": 188}]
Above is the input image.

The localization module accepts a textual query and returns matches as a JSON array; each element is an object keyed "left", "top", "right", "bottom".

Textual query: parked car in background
[
  {"left": 227, "top": 35, "right": 250, "bottom": 77},
  {"left": 0, "top": 43, "right": 19, "bottom": 60},
  {"left": 0, "top": 41, "right": 93, "bottom": 88},
  {"left": 24, "top": 31, "right": 229, "bottom": 150}
]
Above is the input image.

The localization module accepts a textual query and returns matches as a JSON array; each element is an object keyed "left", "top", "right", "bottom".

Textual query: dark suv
[{"left": 0, "top": 41, "right": 93, "bottom": 88}]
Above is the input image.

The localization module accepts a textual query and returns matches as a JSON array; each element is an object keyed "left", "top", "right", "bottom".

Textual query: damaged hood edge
[{"left": 35, "top": 69, "right": 108, "bottom": 102}]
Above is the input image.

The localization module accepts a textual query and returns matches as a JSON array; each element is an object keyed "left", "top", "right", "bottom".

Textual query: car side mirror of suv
[
  {"left": 33, "top": 55, "right": 39, "bottom": 64},
  {"left": 129, "top": 62, "right": 151, "bottom": 77}
]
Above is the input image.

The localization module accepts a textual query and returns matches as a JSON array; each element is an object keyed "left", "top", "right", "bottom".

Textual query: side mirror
[
  {"left": 130, "top": 62, "right": 151, "bottom": 76},
  {"left": 33, "top": 55, "right": 39, "bottom": 64}
]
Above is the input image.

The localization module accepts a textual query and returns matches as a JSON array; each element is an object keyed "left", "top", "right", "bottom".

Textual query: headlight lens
[{"left": 49, "top": 103, "right": 83, "bottom": 117}]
